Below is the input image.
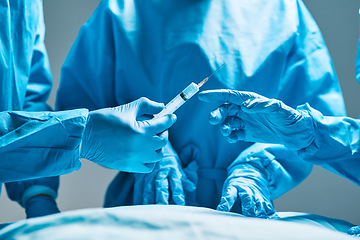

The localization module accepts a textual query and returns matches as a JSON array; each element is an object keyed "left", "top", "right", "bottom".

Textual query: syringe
[{"left": 154, "top": 63, "right": 225, "bottom": 118}]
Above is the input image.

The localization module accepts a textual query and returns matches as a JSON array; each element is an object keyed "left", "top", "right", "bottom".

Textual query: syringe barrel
[{"left": 154, "top": 82, "right": 199, "bottom": 118}]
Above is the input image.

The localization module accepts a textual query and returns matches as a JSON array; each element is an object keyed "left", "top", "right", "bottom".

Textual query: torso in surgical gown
[{"left": 57, "top": 0, "right": 346, "bottom": 209}]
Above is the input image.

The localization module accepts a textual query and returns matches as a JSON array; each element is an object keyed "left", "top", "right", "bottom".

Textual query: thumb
[
  {"left": 134, "top": 97, "right": 165, "bottom": 116},
  {"left": 180, "top": 171, "right": 196, "bottom": 192},
  {"left": 141, "top": 114, "right": 177, "bottom": 135}
]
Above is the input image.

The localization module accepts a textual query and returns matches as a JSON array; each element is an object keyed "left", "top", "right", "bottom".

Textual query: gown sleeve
[
  {"left": 0, "top": 3, "right": 89, "bottom": 183},
  {"left": 298, "top": 105, "right": 360, "bottom": 186}
]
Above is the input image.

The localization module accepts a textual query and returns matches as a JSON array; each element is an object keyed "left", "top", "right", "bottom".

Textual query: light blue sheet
[{"left": 0, "top": 205, "right": 354, "bottom": 240}]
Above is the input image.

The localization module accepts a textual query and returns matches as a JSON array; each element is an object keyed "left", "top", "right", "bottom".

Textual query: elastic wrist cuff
[{"left": 21, "top": 185, "right": 57, "bottom": 207}]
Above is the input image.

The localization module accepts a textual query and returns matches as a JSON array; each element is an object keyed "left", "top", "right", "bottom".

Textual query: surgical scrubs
[
  {"left": 57, "top": 0, "right": 346, "bottom": 210},
  {"left": 0, "top": 0, "right": 88, "bottom": 183}
]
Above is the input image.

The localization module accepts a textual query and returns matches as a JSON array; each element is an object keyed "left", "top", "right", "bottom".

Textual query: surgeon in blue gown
[
  {"left": 56, "top": 0, "right": 346, "bottom": 218},
  {"left": 0, "top": 0, "right": 175, "bottom": 221},
  {"left": 198, "top": 11, "right": 360, "bottom": 236}
]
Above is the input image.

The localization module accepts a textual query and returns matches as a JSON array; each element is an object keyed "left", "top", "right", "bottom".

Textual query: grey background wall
[{"left": 0, "top": 0, "right": 359, "bottom": 225}]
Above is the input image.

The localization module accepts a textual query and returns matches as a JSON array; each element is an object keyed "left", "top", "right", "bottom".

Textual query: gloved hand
[
  {"left": 81, "top": 97, "right": 177, "bottom": 173},
  {"left": 217, "top": 150, "right": 278, "bottom": 219},
  {"left": 198, "top": 90, "right": 315, "bottom": 150},
  {"left": 348, "top": 226, "right": 360, "bottom": 237},
  {"left": 5, "top": 176, "right": 60, "bottom": 218},
  {"left": 133, "top": 142, "right": 196, "bottom": 205}
]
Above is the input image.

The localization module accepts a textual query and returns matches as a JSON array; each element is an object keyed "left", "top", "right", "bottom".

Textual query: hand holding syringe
[{"left": 154, "top": 63, "right": 225, "bottom": 118}]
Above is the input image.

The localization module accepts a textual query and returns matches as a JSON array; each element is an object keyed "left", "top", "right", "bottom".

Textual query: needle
[{"left": 198, "top": 63, "right": 226, "bottom": 88}]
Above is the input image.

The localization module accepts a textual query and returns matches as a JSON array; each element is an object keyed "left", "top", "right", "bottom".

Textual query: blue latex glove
[
  {"left": 81, "top": 97, "right": 176, "bottom": 173},
  {"left": 348, "top": 226, "right": 360, "bottom": 237},
  {"left": 198, "top": 90, "right": 315, "bottom": 150},
  {"left": 217, "top": 150, "right": 278, "bottom": 219},
  {"left": 133, "top": 142, "right": 196, "bottom": 205},
  {"left": 5, "top": 176, "right": 60, "bottom": 218}
]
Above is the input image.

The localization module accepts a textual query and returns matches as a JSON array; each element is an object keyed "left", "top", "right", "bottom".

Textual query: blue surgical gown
[
  {"left": 0, "top": 0, "right": 88, "bottom": 183},
  {"left": 56, "top": 0, "right": 346, "bottom": 209}
]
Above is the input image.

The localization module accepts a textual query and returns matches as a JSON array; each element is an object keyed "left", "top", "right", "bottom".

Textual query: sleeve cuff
[{"left": 21, "top": 185, "right": 57, "bottom": 207}]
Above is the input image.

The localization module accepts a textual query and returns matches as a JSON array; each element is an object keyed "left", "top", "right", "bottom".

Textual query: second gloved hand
[
  {"left": 5, "top": 176, "right": 60, "bottom": 218},
  {"left": 348, "top": 226, "right": 360, "bottom": 237},
  {"left": 133, "top": 142, "right": 196, "bottom": 205},
  {"left": 198, "top": 90, "right": 316, "bottom": 150},
  {"left": 217, "top": 150, "right": 278, "bottom": 219},
  {"left": 80, "top": 97, "right": 177, "bottom": 173}
]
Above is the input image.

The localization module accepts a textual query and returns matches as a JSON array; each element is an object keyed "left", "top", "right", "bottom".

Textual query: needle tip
[
  {"left": 198, "top": 77, "right": 208, "bottom": 88},
  {"left": 198, "top": 63, "right": 226, "bottom": 87}
]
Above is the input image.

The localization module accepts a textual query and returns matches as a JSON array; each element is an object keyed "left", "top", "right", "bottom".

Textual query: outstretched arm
[{"left": 199, "top": 90, "right": 360, "bottom": 186}]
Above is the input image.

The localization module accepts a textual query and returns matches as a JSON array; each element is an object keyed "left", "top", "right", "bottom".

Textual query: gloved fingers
[
  {"left": 140, "top": 149, "right": 165, "bottom": 164},
  {"left": 198, "top": 90, "right": 260, "bottom": 105},
  {"left": 154, "top": 170, "right": 170, "bottom": 204},
  {"left": 181, "top": 178, "right": 196, "bottom": 193},
  {"left": 119, "top": 151, "right": 161, "bottom": 172},
  {"left": 209, "top": 104, "right": 229, "bottom": 125},
  {"left": 268, "top": 212, "right": 280, "bottom": 219},
  {"left": 237, "top": 187, "right": 258, "bottom": 217},
  {"left": 265, "top": 201, "right": 278, "bottom": 218},
  {"left": 168, "top": 170, "right": 185, "bottom": 205},
  {"left": 140, "top": 114, "right": 177, "bottom": 135},
  {"left": 261, "top": 201, "right": 279, "bottom": 219},
  {"left": 149, "top": 134, "right": 168, "bottom": 151},
  {"left": 348, "top": 226, "right": 360, "bottom": 237},
  {"left": 146, "top": 162, "right": 157, "bottom": 171},
  {"left": 110, "top": 98, "right": 162, "bottom": 119},
  {"left": 216, "top": 185, "right": 237, "bottom": 212},
  {"left": 157, "top": 130, "right": 168, "bottom": 140},
  {"left": 182, "top": 160, "right": 199, "bottom": 186},
  {"left": 210, "top": 104, "right": 239, "bottom": 125},
  {"left": 128, "top": 161, "right": 157, "bottom": 173},
  {"left": 253, "top": 197, "right": 275, "bottom": 219},
  {"left": 228, "top": 104, "right": 241, "bottom": 116},
  {"left": 226, "top": 129, "right": 245, "bottom": 143},
  {"left": 220, "top": 118, "right": 231, "bottom": 136},
  {"left": 179, "top": 168, "right": 196, "bottom": 193},
  {"left": 220, "top": 117, "right": 243, "bottom": 137},
  {"left": 238, "top": 187, "right": 275, "bottom": 218}
]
